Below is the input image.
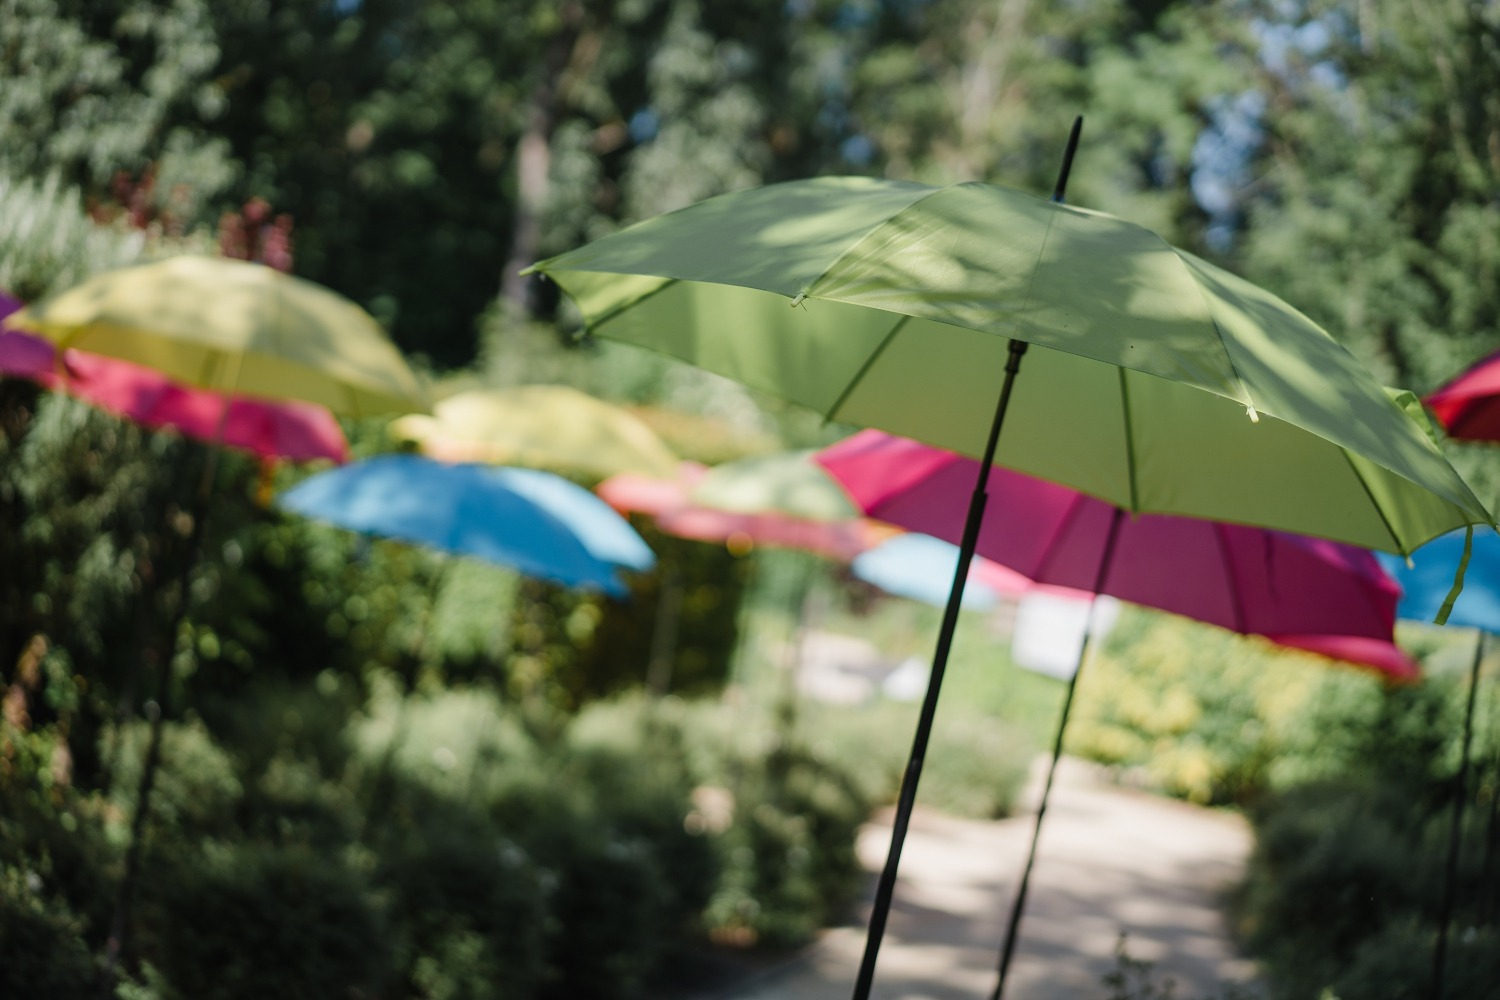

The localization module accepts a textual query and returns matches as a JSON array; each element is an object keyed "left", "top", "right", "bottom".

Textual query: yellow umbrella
[
  {"left": 390, "top": 385, "right": 677, "bottom": 480},
  {"left": 11, "top": 255, "right": 429, "bottom": 416}
]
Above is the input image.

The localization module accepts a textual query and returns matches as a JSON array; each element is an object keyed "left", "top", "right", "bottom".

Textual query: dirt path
[{"left": 687, "top": 757, "right": 1263, "bottom": 1000}]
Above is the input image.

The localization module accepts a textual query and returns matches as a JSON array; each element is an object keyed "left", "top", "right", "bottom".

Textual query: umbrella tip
[
  {"left": 1245, "top": 403, "right": 1260, "bottom": 423},
  {"left": 1050, "top": 117, "right": 1085, "bottom": 203}
]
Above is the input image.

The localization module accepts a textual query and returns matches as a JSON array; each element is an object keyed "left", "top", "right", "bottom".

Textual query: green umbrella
[
  {"left": 529, "top": 187, "right": 1484, "bottom": 558},
  {"left": 528, "top": 123, "right": 1492, "bottom": 999},
  {"left": 688, "top": 448, "right": 860, "bottom": 522}
]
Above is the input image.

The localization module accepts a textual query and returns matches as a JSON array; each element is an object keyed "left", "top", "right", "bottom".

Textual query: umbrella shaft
[
  {"left": 992, "top": 507, "right": 1124, "bottom": 1000},
  {"left": 851, "top": 339, "right": 1029, "bottom": 1000},
  {"left": 1051, "top": 116, "right": 1084, "bottom": 203}
]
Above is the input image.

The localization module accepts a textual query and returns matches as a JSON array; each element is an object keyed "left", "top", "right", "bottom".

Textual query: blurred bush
[
  {"left": 1039, "top": 603, "right": 1500, "bottom": 997},
  {"left": 0, "top": 865, "right": 97, "bottom": 1000},
  {"left": 1063, "top": 606, "right": 1465, "bottom": 806},
  {"left": 137, "top": 843, "right": 388, "bottom": 1000},
  {"left": 703, "top": 739, "right": 868, "bottom": 948}
]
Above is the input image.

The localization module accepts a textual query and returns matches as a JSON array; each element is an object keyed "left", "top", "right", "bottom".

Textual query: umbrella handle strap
[{"left": 1435, "top": 524, "right": 1474, "bottom": 625}]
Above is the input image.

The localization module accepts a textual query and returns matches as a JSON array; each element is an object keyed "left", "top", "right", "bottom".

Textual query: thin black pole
[
  {"left": 849, "top": 116, "right": 1084, "bottom": 1000},
  {"left": 1432, "top": 628, "right": 1485, "bottom": 1000},
  {"left": 1052, "top": 117, "right": 1084, "bottom": 203},
  {"left": 99, "top": 439, "right": 221, "bottom": 995},
  {"left": 992, "top": 506, "right": 1124, "bottom": 1000},
  {"left": 849, "top": 338, "right": 1027, "bottom": 1000}
]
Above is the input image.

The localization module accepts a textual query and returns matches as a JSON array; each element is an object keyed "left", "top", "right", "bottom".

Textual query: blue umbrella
[
  {"left": 278, "top": 454, "right": 648, "bottom": 596},
  {"left": 851, "top": 533, "right": 1019, "bottom": 611},
  {"left": 484, "top": 465, "right": 655, "bottom": 573},
  {"left": 1379, "top": 527, "right": 1500, "bottom": 1000}
]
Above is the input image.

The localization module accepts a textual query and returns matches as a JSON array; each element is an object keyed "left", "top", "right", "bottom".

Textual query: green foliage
[
  {"left": 105, "top": 716, "right": 243, "bottom": 840},
  {"left": 1233, "top": 0, "right": 1500, "bottom": 399},
  {"left": 0, "top": 171, "right": 146, "bottom": 300},
  {"left": 799, "top": 696, "right": 1032, "bottom": 820},
  {"left": 340, "top": 688, "right": 868, "bottom": 997},
  {"left": 0, "top": 865, "right": 96, "bottom": 1000},
  {"left": 1238, "top": 775, "right": 1500, "bottom": 1000},
  {"left": 0, "top": 0, "right": 234, "bottom": 217},
  {"left": 138, "top": 844, "right": 388, "bottom": 1000},
  {"left": 378, "top": 828, "right": 548, "bottom": 1000},
  {"left": 1222, "top": 638, "right": 1500, "bottom": 997},
  {"left": 1064, "top": 607, "right": 1445, "bottom": 806},
  {"left": 703, "top": 738, "right": 868, "bottom": 948},
  {"left": 570, "top": 526, "right": 751, "bottom": 703}
]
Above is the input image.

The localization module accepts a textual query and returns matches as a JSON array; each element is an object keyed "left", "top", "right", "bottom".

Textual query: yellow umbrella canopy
[
  {"left": 11, "top": 255, "right": 428, "bottom": 417},
  {"left": 389, "top": 385, "right": 679, "bottom": 480}
]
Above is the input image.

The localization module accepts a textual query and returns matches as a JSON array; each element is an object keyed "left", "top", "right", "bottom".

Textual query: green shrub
[
  {"left": 379, "top": 827, "right": 548, "bottom": 1000},
  {"left": 703, "top": 740, "right": 868, "bottom": 949},
  {"left": 138, "top": 844, "right": 386, "bottom": 1000},
  {"left": 104, "top": 716, "right": 244, "bottom": 842},
  {"left": 355, "top": 690, "right": 724, "bottom": 999},
  {"left": 0, "top": 865, "right": 97, "bottom": 1000},
  {"left": 1304, "top": 919, "right": 1500, "bottom": 1000},
  {"left": 1239, "top": 781, "right": 1427, "bottom": 977},
  {"left": 1065, "top": 608, "right": 1461, "bottom": 806},
  {"left": 566, "top": 698, "right": 719, "bottom": 927},
  {"left": 1239, "top": 752, "right": 1500, "bottom": 998},
  {"left": 533, "top": 827, "right": 673, "bottom": 1000}
]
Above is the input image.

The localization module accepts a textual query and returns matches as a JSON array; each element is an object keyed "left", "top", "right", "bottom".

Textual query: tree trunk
[{"left": 499, "top": 3, "right": 590, "bottom": 317}]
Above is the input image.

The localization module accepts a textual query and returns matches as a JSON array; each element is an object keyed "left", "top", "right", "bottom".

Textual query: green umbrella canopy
[
  {"left": 528, "top": 176, "right": 1491, "bottom": 556},
  {"left": 689, "top": 449, "right": 860, "bottom": 522}
]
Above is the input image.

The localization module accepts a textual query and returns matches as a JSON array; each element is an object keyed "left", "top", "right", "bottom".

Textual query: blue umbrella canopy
[
  {"left": 851, "top": 533, "right": 1021, "bottom": 611},
  {"left": 1380, "top": 528, "right": 1500, "bottom": 632},
  {"left": 278, "top": 454, "right": 648, "bottom": 596},
  {"left": 486, "top": 465, "right": 655, "bottom": 572}
]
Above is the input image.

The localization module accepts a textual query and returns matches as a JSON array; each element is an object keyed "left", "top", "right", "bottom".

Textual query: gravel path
[{"left": 686, "top": 757, "right": 1263, "bottom": 1000}]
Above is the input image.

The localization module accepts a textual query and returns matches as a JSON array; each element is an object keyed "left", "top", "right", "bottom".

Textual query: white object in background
[
  {"left": 1011, "top": 592, "right": 1119, "bottom": 681},
  {"left": 881, "top": 656, "right": 930, "bottom": 702}
]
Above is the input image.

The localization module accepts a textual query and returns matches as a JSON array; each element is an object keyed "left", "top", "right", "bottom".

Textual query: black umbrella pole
[
  {"left": 850, "top": 339, "right": 1029, "bottom": 1000},
  {"left": 992, "top": 508, "right": 1122, "bottom": 1000},
  {"left": 1052, "top": 116, "right": 1084, "bottom": 203},
  {"left": 1432, "top": 629, "right": 1485, "bottom": 1000},
  {"left": 99, "top": 443, "right": 221, "bottom": 996},
  {"left": 992, "top": 631, "right": 1088, "bottom": 1000}
]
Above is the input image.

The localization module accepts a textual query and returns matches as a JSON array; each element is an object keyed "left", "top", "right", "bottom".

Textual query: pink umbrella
[
  {"left": 1424, "top": 349, "right": 1500, "bottom": 442},
  {"left": 815, "top": 427, "right": 1418, "bottom": 1000},
  {"left": 815, "top": 429, "right": 1414, "bottom": 677},
  {"left": 599, "top": 460, "right": 900, "bottom": 694},
  {"left": 0, "top": 326, "right": 348, "bottom": 464}
]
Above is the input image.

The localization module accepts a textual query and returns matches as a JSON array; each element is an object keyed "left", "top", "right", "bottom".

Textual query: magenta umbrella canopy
[
  {"left": 0, "top": 326, "right": 349, "bottom": 465},
  {"left": 816, "top": 430, "right": 1415, "bottom": 679},
  {"left": 1424, "top": 349, "right": 1500, "bottom": 442}
]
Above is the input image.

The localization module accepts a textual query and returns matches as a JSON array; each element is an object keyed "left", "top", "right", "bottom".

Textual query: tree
[{"left": 0, "top": 0, "right": 236, "bottom": 223}]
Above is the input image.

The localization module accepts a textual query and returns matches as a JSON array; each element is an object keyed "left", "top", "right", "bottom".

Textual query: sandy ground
[{"left": 681, "top": 757, "right": 1263, "bottom": 1000}]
